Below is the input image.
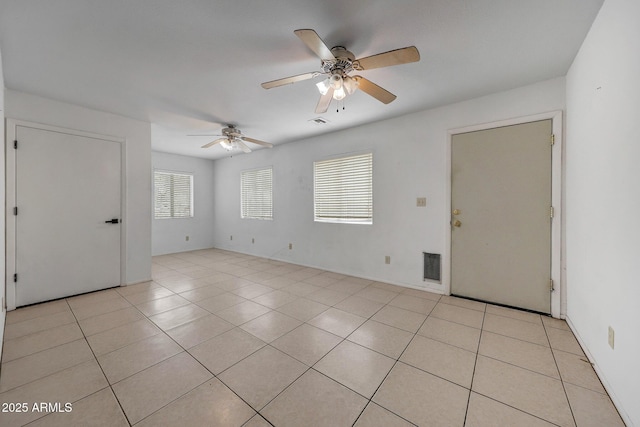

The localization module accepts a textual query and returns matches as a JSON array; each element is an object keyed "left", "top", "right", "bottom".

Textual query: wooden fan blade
[
  {"left": 236, "top": 140, "right": 252, "bottom": 153},
  {"left": 201, "top": 138, "right": 226, "bottom": 149},
  {"left": 242, "top": 136, "right": 273, "bottom": 148},
  {"left": 315, "top": 87, "right": 334, "bottom": 113},
  {"left": 356, "top": 46, "right": 420, "bottom": 70},
  {"left": 294, "top": 29, "right": 335, "bottom": 61},
  {"left": 354, "top": 76, "right": 396, "bottom": 104},
  {"left": 261, "top": 72, "right": 319, "bottom": 89}
]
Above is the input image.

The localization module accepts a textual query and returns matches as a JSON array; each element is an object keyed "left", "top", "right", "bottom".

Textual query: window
[
  {"left": 241, "top": 167, "right": 273, "bottom": 220},
  {"left": 154, "top": 171, "right": 193, "bottom": 219},
  {"left": 314, "top": 152, "right": 373, "bottom": 224}
]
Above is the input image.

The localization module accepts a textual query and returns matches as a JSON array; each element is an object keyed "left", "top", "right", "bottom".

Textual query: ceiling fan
[
  {"left": 194, "top": 125, "right": 273, "bottom": 153},
  {"left": 261, "top": 29, "right": 420, "bottom": 113}
]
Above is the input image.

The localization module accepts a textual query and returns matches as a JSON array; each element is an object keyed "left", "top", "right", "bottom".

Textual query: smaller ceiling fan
[
  {"left": 193, "top": 125, "right": 273, "bottom": 153},
  {"left": 261, "top": 29, "right": 420, "bottom": 113}
]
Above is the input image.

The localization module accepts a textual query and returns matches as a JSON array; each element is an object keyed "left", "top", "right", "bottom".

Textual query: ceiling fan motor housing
[
  {"left": 222, "top": 126, "right": 242, "bottom": 138},
  {"left": 321, "top": 46, "right": 357, "bottom": 75}
]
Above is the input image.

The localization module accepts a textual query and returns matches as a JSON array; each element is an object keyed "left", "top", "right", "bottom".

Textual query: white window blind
[
  {"left": 154, "top": 171, "right": 193, "bottom": 219},
  {"left": 241, "top": 167, "right": 273, "bottom": 220},
  {"left": 314, "top": 152, "right": 373, "bottom": 224}
]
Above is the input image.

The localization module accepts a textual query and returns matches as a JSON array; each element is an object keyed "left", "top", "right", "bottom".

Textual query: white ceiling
[{"left": 0, "top": 0, "right": 603, "bottom": 159}]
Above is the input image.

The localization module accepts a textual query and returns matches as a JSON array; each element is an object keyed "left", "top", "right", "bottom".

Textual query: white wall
[
  {"left": 211, "top": 77, "right": 565, "bottom": 292},
  {"left": 0, "top": 47, "right": 6, "bottom": 357},
  {"left": 152, "top": 151, "right": 216, "bottom": 255},
  {"left": 565, "top": 0, "right": 639, "bottom": 425},
  {"left": 5, "top": 90, "right": 153, "bottom": 285}
]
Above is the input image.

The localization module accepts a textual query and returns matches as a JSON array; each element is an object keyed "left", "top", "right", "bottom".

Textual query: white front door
[
  {"left": 14, "top": 124, "right": 121, "bottom": 307},
  {"left": 451, "top": 120, "right": 552, "bottom": 313}
]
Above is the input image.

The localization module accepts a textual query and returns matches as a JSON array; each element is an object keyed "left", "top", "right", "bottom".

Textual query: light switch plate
[{"left": 608, "top": 326, "right": 615, "bottom": 349}]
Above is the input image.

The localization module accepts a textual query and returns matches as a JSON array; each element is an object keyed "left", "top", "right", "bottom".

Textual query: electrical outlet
[
  {"left": 608, "top": 326, "right": 615, "bottom": 349},
  {"left": 252, "top": 238, "right": 255, "bottom": 244},
  {"left": 385, "top": 256, "right": 391, "bottom": 264},
  {"left": 185, "top": 236, "right": 189, "bottom": 241},
  {"left": 289, "top": 243, "right": 293, "bottom": 250},
  {"left": 416, "top": 197, "right": 427, "bottom": 207}
]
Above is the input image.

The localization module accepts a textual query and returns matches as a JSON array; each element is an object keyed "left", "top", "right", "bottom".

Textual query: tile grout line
[
  {"left": 1, "top": 322, "right": 84, "bottom": 365},
  {"left": 129, "top": 376, "right": 213, "bottom": 426},
  {"left": 0, "top": 337, "right": 94, "bottom": 395},
  {"left": 117, "top": 281, "right": 263, "bottom": 426},
  {"left": 72, "top": 285, "right": 242, "bottom": 425},
  {"left": 315, "top": 295, "right": 393, "bottom": 426},
  {"left": 470, "top": 391, "right": 567, "bottom": 427},
  {"left": 462, "top": 303, "right": 487, "bottom": 426},
  {"left": 63, "top": 298, "right": 135, "bottom": 427},
  {"left": 349, "top": 298, "right": 441, "bottom": 426},
  {"left": 543, "top": 318, "right": 579, "bottom": 427},
  {"left": 1, "top": 295, "right": 132, "bottom": 423},
  {"left": 479, "top": 328, "right": 553, "bottom": 349},
  {"left": 214, "top": 281, "right": 414, "bottom": 425},
  {"left": 145, "top": 257, "right": 347, "bottom": 425},
  {"left": 109, "top": 271, "right": 270, "bottom": 425},
  {"left": 465, "top": 309, "right": 574, "bottom": 426},
  {"left": 229, "top": 285, "right": 385, "bottom": 424}
]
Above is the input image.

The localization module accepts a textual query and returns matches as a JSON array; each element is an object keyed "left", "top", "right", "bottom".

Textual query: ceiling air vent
[{"left": 309, "top": 117, "right": 329, "bottom": 125}]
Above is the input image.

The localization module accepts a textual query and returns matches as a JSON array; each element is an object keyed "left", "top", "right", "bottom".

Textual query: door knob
[
  {"left": 105, "top": 219, "right": 119, "bottom": 224},
  {"left": 452, "top": 209, "right": 460, "bottom": 215},
  {"left": 453, "top": 220, "right": 462, "bottom": 227}
]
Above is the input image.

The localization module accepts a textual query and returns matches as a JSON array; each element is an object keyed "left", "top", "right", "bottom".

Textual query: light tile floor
[{"left": 0, "top": 249, "right": 626, "bottom": 426}]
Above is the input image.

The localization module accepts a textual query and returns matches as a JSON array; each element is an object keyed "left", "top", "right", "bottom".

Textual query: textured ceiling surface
[{"left": 0, "top": 0, "right": 603, "bottom": 159}]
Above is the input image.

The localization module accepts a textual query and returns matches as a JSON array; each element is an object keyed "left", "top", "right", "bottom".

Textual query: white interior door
[
  {"left": 14, "top": 125, "right": 121, "bottom": 307},
  {"left": 451, "top": 120, "right": 552, "bottom": 313}
]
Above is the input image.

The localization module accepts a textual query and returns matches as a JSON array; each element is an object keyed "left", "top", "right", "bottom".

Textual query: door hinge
[
  {"left": 14, "top": 140, "right": 18, "bottom": 149},
  {"left": 550, "top": 279, "right": 555, "bottom": 292},
  {"left": 14, "top": 273, "right": 17, "bottom": 283},
  {"left": 13, "top": 207, "right": 18, "bottom": 216},
  {"left": 550, "top": 206, "right": 554, "bottom": 218},
  {"left": 550, "top": 134, "right": 555, "bottom": 146}
]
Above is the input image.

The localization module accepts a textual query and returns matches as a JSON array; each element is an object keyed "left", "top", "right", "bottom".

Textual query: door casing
[
  {"left": 445, "top": 111, "right": 564, "bottom": 318},
  {"left": 5, "top": 119, "right": 127, "bottom": 311}
]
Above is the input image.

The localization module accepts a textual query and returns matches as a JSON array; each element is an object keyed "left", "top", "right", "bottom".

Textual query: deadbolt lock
[
  {"left": 452, "top": 209, "right": 460, "bottom": 215},
  {"left": 453, "top": 220, "right": 462, "bottom": 227}
]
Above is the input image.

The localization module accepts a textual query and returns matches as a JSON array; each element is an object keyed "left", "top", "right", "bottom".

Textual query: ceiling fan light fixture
[
  {"left": 343, "top": 76, "right": 359, "bottom": 95},
  {"left": 329, "top": 73, "right": 343, "bottom": 89},
  {"left": 316, "top": 78, "right": 331, "bottom": 95},
  {"left": 333, "top": 86, "right": 346, "bottom": 100},
  {"left": 220, "top": 139, "right": 233, "bottom": 151}
]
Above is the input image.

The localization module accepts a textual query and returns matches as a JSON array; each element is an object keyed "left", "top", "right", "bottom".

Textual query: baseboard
[
  {"left": 170, "top": 245, "right": 446, "bottom": 296},
  {"left": 124, "top": 278, "right": 153, "bottom": 286}
]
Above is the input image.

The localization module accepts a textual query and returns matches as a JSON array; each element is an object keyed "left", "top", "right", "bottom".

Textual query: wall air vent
[{"left": 423, "top": 252, "right": 441, "bottom": 282}]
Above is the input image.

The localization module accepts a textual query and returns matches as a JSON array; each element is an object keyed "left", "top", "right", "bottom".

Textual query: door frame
[
  {"left": 444, "top": 111, "right": 564, "bottom": 318},
  {"left": 5, "top": 119, "right": 126, "bottom": 311}
]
